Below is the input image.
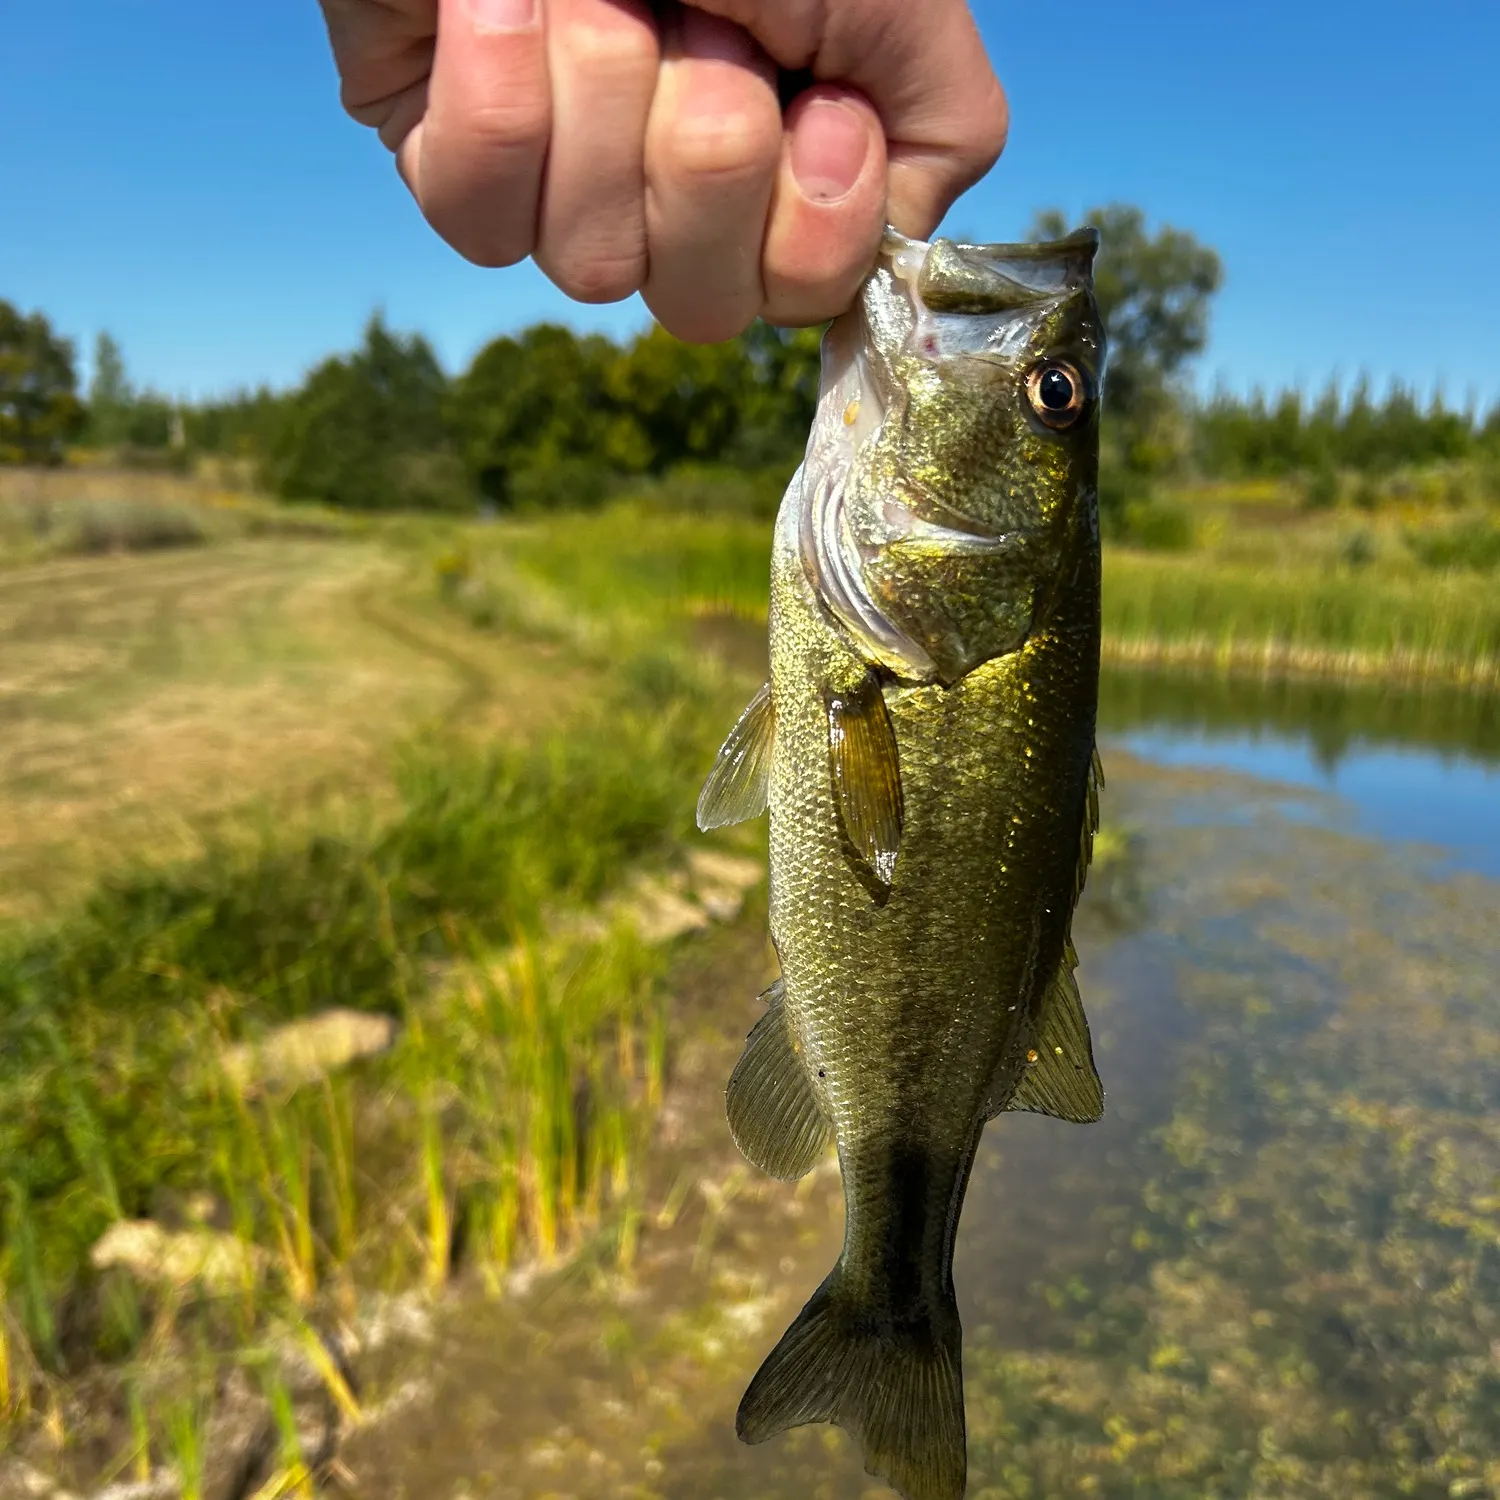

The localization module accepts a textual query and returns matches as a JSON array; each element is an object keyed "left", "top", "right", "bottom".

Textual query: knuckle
[
  {"left": 424, "top": 195, "right": 534, "bottom": 268},
  {"left": 962, "top": 82, "right": 1010, "bottom": 174},
  {"left": 462, "top": 99, "right": 551, "bottom": 157},
  {"left": 550, "top": 249, "right": 646, "bottom": 304},
  {"left": 565, "top": 16, "right": 659, "bottom": 84},
  {"left": 659, "top": 108, "right": 780, "bottom": 187}
]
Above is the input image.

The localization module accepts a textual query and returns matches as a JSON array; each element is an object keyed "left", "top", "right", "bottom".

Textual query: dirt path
[{"left": 0, "top": 538, "right": 583, "bottom": 925}]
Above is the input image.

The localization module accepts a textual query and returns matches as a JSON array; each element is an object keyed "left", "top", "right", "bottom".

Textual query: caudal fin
[{"left": 736, "top": 1268, "right": 965, "bottom": 1500}]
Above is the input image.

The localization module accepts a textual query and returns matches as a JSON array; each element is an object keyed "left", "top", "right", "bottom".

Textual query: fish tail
[{"left": 736, "top": 1265, "right": 965, "bottom": 1500}]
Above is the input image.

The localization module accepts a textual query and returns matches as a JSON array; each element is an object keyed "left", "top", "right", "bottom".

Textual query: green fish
[{"left": 696, "top": 228, "right": 1108, "bottom": 1500}]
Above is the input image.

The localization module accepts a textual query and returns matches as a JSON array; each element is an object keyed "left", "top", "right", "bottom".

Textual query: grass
[
  {"left": 470, "top": 487, "right": 1500, "bottom": 693},
  {"left": 1102, "top": 550, "right": 1500, "bottom": 687},
  {"left": 0, "top": 492, "right": 765, "bottom": 1478}
]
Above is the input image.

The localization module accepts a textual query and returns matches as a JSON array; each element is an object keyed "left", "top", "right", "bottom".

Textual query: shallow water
[{"left": 347, "top": 669, "right": 1500, "bottom": 1500}]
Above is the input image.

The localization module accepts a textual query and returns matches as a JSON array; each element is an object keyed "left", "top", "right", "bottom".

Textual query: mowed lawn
[{"left": 0, "top": 535, "right": 581, "bottom": 925}]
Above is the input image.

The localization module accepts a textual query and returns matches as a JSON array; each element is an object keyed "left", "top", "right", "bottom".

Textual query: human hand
[{"left": 316, "top": 0, "right": 1008, "bottom": 342}]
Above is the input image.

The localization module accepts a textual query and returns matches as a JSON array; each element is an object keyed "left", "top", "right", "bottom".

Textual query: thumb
[{"left": 685, "top": 0, "right": 1008, "bottom": 237}]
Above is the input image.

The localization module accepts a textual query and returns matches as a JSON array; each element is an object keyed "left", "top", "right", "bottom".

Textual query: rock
[
  {"left": 0, "top": 1464, "right": 55, "bottom": 1500},
  {"left": 90, "top": 1472, "right": 181, "bottom": 1500},
  {"left": 686, "top": 850, "right": 763, "bottom": 922},
  {"left": 220, "top": 1009, "right": 398, "bottom": 1093},
  {"left": 90, "top": 1221, "right": 266, "bottom": 1294},
  {"left": 617, "top": 875, "right": 710, "bottom": 945}
]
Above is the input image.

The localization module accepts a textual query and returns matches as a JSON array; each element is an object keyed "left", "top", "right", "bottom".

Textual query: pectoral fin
[
  {"left": 697, "top": 682, "right": 775, "bottom": 830},
  {"left": 726, "top": 980, "right": 835, "bottom": 1181},
  {"left": 997, "top": 952, "right": 1104, "bottom": 1124},
  {"left": 826, "top": 674, "right": 903, "bottom": 895}
]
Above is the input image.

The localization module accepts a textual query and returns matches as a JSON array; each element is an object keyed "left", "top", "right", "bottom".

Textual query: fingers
[
  {"left": 682, "top": 0, "right": 1009, "bottom": 241},
  {"left": 827, "top": 1, "right": 1008, "bottom": 240},
  {"left": 760, "top": 84, "right": 885, "bottom": 328},
  {"left": 403, "top": 0, "right": 552, "bottom": 268},
  {"left": 533, "top": 0, "right": 659, "bottom": 304},
  {"left": 641, "top": 8, "right": 782, "bottom": 343}
]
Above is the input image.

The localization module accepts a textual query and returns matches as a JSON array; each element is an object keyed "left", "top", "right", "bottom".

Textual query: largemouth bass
[{"left": 696, "top": 227, "right": 1107, "bottom": 1500}]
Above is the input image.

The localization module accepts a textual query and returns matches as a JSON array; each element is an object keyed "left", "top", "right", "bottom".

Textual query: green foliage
[
  {"left": 0, "top": 301, "right": 84, "bottom": 465},
  {"left": 0, "top": 688, "right": 712, "bottom": 1361},
  {"left": 1104, "top": 551, "right": 1500, "bottom": 683},
  {"left": 264, "top": 314, "right": 468, "bottom": 511},
  {"left": 449, "top": 323, "right": 622, "bottom": 502},
  {"left": 85, "top": 333, "right": 133, "bottom": 448},
  {"left": 1119, "top": 497, "right": 1196, "bottom": 551},
  {"left": 1405, "top": 515, "right": 1500, "bottom": 572},
  {"left": 1197, "top": 377, "right": 1490, "bottom": 479}
]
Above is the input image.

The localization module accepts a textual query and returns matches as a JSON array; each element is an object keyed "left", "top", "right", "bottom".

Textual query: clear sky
[{"left": 3, "top": 1, "right": 1496, "bottom": 404}]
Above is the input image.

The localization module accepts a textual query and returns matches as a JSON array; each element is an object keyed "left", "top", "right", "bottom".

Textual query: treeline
[
  {"left": 0, "top": 300, "right": 823, "bottom": 514},
  {"left": 3, "top": 203, "right": 1498, "bottom": 516},
  {"left": 1196, "top": 380, "right": 1500, "bottom": 479}
]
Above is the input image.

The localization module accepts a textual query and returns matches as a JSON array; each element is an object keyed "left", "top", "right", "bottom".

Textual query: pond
[{"left": 347, "top": 668, "right": 1500, "bottom": 1500}]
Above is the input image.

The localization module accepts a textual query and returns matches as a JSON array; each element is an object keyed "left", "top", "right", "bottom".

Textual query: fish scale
[{"left": 697, "top": 227, "right": 1108, "bottom": 1500}]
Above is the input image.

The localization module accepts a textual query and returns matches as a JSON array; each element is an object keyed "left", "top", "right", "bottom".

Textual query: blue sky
[{"left": 3, "top": 0, "right": 1496, "bottom": 404}]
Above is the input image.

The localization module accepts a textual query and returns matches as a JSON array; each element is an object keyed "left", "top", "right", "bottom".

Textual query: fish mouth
[
  {"left": 795, "top": 229, "right": 1094, "bottom": 681},
  {"left": 883, "top": 225, "right": 1100, "bottom": 365}
]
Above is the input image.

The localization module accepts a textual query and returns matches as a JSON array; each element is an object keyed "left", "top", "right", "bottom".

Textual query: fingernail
[
  {"left": 791, "top": 99, "right": 870, "bottom": 204},
  {"left": 466, "top": 0, "right": 537, "bottom": 34}
]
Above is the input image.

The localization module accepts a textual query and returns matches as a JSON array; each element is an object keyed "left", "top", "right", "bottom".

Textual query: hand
[{"left": 316, "top": 0, "right": 1008, "bottom": 342}]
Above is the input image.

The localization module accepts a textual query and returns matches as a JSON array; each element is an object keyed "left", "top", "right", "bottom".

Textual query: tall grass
[
  {"left": 484, "top": 501, "right": 1500, "bottom": 691},
  {"left": 0, "top": 621, "right": 730, "bottom": 1425},
  {"left": 1103, "top": 551, "right": 1500, "bottom": 686}
]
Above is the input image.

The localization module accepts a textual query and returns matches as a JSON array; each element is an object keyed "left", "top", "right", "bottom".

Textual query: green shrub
[
  {"left": 1120, "top": 497, "right": 1196, "bottom": 551},
  {"left": 1405, "top": 517, "right": 1500, "bottom": 572}
]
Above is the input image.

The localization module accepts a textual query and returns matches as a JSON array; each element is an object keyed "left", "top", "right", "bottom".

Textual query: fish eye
[{"left": 1025, "top": 360, "right": 1090, "bottom": 430}]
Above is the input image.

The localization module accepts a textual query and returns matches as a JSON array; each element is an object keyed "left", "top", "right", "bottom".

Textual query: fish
[{"left": 695, "top": 226, "right": 1108, "bottom": 1500}]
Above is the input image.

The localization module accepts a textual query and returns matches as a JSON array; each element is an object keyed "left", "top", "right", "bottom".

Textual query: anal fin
[
  {"left": 725, "top": 979, "right": 835, "bottom": 1180},
  {"left": 999, "top": 955, "right": 1104, "bottom": 1124},
  {"left": 697, "top": 682, "right": 775, "bottom": 830}
]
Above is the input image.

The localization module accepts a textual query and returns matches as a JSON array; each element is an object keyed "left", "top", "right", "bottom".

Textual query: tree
[
  {"left": 449, "top": 323, "right": 620, "bottom": 502},
  {"left": 604, "top": 326, "right": 753, "bottom": 473},
  {"left": 86, "top": 331, "right": 134, "bottom": 447},
  {"left": 266, "top": 314, "right": 466, "bottom": 510},
  {"left": 1031, "top": 205, "right": 1222, "bottom": 485},
  {"left": 0, "top": 301, "right": 85, "bottom": 465},
  {"left": 733, "top": 322, "right": 824, "bottom": 467}
]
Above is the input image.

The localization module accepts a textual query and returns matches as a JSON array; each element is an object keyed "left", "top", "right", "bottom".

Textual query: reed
[{"left": 1102, "top": 551, "right": 1500, "bottom": 687}]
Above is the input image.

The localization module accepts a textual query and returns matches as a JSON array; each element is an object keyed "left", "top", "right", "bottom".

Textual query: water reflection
[{"left": 1101, "top": 667, "right": 1500, "bottom": 879}]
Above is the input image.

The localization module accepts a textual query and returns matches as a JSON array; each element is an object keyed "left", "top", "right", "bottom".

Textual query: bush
[
  {"left": 1120, "top": 497, "right": 1196, "bottom": 551},
  {"left": 506, "top": 456, "right": 620, "bottom": 513},
  {"left": 1302, "top": 464, "right": 1339, "bottom": 510},
  {"left": 1405, "top": 517, "right": 1500, "bottom": 572}
]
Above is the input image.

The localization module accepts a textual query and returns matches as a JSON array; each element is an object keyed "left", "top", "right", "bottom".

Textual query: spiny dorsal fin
[
  {"left": 697, "top": 682, "right": 775, "bottom": 830},
  {"left": 725, "top": 980, "right": 836, "bottom": 1180},
  {"left": 1004, "top": 958, "right": 1104, "bottom": 1124},
  {"left": 825, "top": 674, "right": 902, "bottom": 896}
]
